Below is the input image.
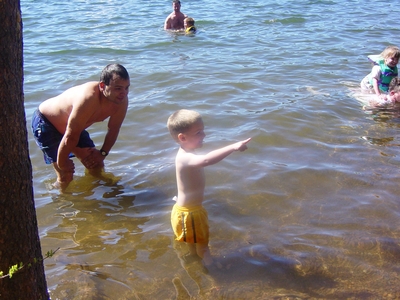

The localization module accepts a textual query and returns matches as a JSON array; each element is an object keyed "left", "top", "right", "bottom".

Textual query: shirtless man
[
  {"left": 164, "top": 0, "right": 187, "bottom": 30},
  {"left": 31, "top": 64, "right": 130, "bottom": 190}
]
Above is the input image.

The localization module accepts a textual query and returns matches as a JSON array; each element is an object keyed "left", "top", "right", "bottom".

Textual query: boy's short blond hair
[
  {"left": 167, "top": 109, "right": 202, "bottom": 141},
  {"left": 381, "top": 45, "right": 400, "bottom": 60}
]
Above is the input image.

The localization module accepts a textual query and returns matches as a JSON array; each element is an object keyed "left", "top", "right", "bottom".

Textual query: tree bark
[{"left": 0, "top": 1, "right": 49, "bottom": 299}]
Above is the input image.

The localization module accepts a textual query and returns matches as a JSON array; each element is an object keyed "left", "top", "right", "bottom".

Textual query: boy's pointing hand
[{"left": 234, "top": 138, "right": 252, "bottom": 152}]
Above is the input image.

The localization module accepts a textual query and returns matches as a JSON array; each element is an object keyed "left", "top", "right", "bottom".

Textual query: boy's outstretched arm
[{"left": 186, "top": 138, "right": 251, "bottom": 167}]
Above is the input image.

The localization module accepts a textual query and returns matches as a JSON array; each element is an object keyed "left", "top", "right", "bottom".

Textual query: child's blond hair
[
  {"left": 185, "top": 17, "right": 195, "bottom": 27},
  {"left": 167, "top": 109, "right": 202, "bottom": 141},
  {"left": 381, "top": 45, "right": 400, "bottom": 60}
]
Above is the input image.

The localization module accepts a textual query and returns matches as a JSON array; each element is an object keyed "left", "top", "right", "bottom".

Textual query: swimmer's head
[
  {"left": 172, "top": 0, "right": 181, "bottom": 11},
  {"left": 388, "top": 78, "right": 400, "bottom": 103},
  {"left": 184, "top": 17, "right": 195, "bottom": 28},
  {"left": 389, "top": 77, "right": 400, "bottom": 93}
]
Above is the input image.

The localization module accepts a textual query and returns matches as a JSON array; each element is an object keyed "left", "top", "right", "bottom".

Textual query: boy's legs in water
[{"left": 188, "top": 243, "right": 213, "bottom": 266}]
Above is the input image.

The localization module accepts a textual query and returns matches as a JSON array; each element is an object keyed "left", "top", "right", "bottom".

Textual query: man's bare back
[{"left": 39, "top": 82, "right": 125, "bottom": 134}]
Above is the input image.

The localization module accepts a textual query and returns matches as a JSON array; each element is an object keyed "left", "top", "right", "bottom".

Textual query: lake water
[{"left": 22, "top": 0, "right": 400, "bottom": 299}]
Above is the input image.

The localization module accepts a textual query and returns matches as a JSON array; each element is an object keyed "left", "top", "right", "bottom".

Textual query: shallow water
[{"left": 22, "top": 0, "right": 400, "bottom": 298}]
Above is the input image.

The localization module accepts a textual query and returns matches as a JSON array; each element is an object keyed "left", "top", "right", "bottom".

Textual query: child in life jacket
[
  {"left": 361, "top": 46, "right": 400, "bottom": 99},
  {"left": 184, "top": 17, "right": 196, "bottom": 34},
  {"left": 367, "top": 77, "right": 400, "bottom": 108}
]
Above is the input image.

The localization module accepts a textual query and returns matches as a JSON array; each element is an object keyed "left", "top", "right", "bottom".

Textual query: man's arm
[
  {"left": 164, "top": 16, "right": 171, "bottom": 30},
  {"left": 57, "top": 96, "right": 96, "bottom": 171},
  {"left": 184, "top": 138, "right": 251, "bottom": 168},
  {"left": 101, "top": 104, "right": 127, "bottom": 153}
]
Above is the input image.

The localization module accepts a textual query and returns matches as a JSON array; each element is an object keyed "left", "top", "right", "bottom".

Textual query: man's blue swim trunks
[{"left": 31, "top": 109, "right": 95, "bottom": 164}]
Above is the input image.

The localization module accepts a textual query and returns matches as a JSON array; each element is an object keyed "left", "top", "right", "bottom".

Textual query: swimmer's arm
[
  {"left": 184, "top": 138, "right": 251, "bottom": 167},
  {"left": 164, "top": 16, "right": 172, "bottom": 30}
]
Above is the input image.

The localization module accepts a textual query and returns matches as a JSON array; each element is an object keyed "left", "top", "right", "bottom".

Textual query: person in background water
[
  {"left": 367, "top": 77, "right": 400, "bottom": 108},
  {"left": 31, "top": 64, "right": 130, "bottom": 190},
  {"left": 167, "top": 109, "right": 251, "bottom": 266},
  {"left": 184, "top": 17, "right": 196, "bottom": 34},
  {"left": 164, "top": 0, "right": 187, "bottom": 30},
  {"left": 361, "top": 45, "right": 400, "bottom": 99}
]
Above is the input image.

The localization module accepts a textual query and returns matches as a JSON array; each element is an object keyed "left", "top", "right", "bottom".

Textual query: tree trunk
[{"left": 0, "top": 1, "right": 49, "bottom": 299}]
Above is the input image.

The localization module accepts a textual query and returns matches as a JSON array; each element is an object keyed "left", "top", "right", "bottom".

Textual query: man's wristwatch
[{"left": 100, "top": 149, "right": 108, "bottom": 157}]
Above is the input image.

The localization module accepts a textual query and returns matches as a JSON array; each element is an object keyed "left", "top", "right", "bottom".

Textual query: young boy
[
  {"left": 167, "top": 109, "right": 251, "bottom": 265},
  {"left": 184, "top": 17, "right": 196, "bottom": 34},
  {"left": 367, "top": 77, "right": 400, "bottom": 108}
]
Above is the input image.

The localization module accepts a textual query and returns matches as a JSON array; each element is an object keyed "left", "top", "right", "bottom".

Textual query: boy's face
[
  {"left": 385, "top": 56, "right": 399, "bottom": 68},
  {"left": 179, "top": 120, "right": 205, "bottom": 150}
]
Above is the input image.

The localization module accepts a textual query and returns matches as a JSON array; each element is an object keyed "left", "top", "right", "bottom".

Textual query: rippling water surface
[{"left": 22, "top": 0, "right": 400, "bottom": 298}]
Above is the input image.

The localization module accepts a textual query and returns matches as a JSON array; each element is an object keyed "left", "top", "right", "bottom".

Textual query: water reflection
[{"left": 40, "top": 172, "right": 161, "bottom": 298}]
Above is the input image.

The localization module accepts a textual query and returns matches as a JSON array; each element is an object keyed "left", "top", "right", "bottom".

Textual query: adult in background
[
  {"left": 164, "top": 0, "right": 187, "bottom": 30},
  {"left": 31, "top": 64, "right": 130, "bottom": 190}
]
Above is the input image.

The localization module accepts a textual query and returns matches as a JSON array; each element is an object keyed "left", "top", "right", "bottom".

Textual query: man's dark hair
[{"left": 100, "top": 64, "right": 129, "bottom": 85}]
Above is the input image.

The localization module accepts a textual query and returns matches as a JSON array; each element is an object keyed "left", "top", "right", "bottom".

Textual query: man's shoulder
[
  {"left": 66, "top": 81, "right": 99, "bottom": 105},
  {"left": 81, "top": 81, "right": 99, "bottom": 88},
  {"left": 166, "top": 12, "right": 176, "bottom": 19},
  {"left": 81, "top": 81, "right": 99, "bottom": 93},
  {"left": 178, "top": 12, "right": 187, "bottom": 19},
  {"left": 70, "top": 81, "right": 98, "bottom": 92}
]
